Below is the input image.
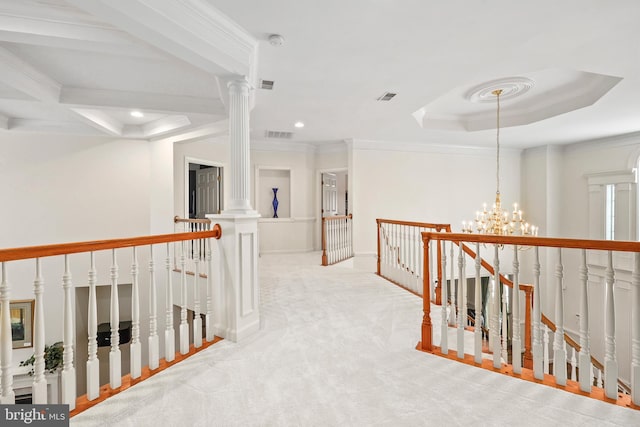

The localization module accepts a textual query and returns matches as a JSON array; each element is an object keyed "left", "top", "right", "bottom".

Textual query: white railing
[
  {"left": 419, "top": 232, "right": 639, "bottom": 407},
  {"left": 376, "top": 219, "right": 450, "bottom": 297},
  {"left": 321, "top": 214, "right": 354, "bottom": 266},
  {"left": 0, "top": 226, "right": 221, "bottom": 410}
]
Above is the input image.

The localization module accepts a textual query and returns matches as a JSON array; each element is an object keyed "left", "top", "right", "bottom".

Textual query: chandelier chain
[
  {"left": 496, "top": 89, "right": 501, "bottom": 196},
  {"left": 461, "top": 88, "right": 537, "bottom": 236}
]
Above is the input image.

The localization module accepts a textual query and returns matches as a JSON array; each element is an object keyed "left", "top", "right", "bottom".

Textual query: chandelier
[{"left": 461, "top": 89, "right": 538, "bottom": 236}]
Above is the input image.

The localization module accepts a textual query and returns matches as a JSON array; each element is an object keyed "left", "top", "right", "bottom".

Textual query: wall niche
[{"left": 256, "top": 167, "right": 291, "bottom": 219}]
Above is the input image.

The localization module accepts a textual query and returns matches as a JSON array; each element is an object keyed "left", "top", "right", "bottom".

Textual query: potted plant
[{"left": 20, "top": 341, "right": 63, "bottom": 375}]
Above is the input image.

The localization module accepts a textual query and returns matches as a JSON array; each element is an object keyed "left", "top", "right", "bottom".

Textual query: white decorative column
[
  {"left": 226, "top": 79, "right": 253, "bottom": 214},
  {"left": 207, "top": 77, "right": 260, "bottom": 342}
]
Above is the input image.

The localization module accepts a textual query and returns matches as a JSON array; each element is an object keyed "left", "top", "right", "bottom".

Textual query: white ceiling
[{"left": 1, "top": 0, "right": 639, "bottom": 149}]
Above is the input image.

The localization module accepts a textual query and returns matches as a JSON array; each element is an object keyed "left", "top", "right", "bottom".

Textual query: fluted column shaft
[{"left": 227, "top": 79, "right": 253, "bottom": 213}]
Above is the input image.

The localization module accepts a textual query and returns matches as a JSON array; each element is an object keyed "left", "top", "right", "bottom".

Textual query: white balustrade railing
[
  {"left": 376, "top": 219, "right": 450, "bottom": 297},
  {"left": 174, "top": 216, "right": 211, "bottom": 264},
  {"left": 419, "top": 232, "right": 640, "bottom": 406},
  {"left": 0, "top": 226, "right": 221, "bottom": 410},
  {"left": 322, "top": 214, "right": 354, "bottom": 266}
]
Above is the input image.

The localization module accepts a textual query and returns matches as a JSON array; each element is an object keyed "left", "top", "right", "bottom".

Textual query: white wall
[
  {"left": 521, "top": 135, "right": 640, "bottom": 384},
  {"left": 0, "top": 132, "right": 175, "bottom": 379},
  {"left": 251, "top": 146, "right": 316, "bottom": 253},
  {"left": 350, "top": 140, "right": 522, "bottom": 271}
]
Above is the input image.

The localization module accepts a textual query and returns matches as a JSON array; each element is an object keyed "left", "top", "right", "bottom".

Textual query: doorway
[
  {"left": 186, "top": 160, "right": 223, "bottom": 218},
  {"left": 321, "top": 171, "right": 348, "bottom": 218}
]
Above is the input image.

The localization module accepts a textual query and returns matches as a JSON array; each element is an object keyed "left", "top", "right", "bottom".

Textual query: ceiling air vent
[
  {"left": 265, "top": 130, "right": 293, "bottom": 139},
  {"left": 260, "top": 80, "right": 275, "bottom": 90},
  {"left": 377, "top": 92, "right": 397, "bottom": 101}
]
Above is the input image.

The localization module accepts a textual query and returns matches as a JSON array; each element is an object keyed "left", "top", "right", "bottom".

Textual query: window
[{"left": 605, "top": 184, "right": 615, "bottom": 240}]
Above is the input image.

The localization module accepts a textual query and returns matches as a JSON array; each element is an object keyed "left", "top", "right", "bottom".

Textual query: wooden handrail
[
  {"left": 323, "top": 214, "right": 352, "bottom": 222},
  {"left": 0, "top": 226, "right": 221, "bottom": 262},
  {"left": 377, "top": 218, "right": 450, "bottom": 231},
  {"left": 174, "top": 216, "right": 212, "bottom": 224},
  {"left": 423, "top": 231, "right": 640, "bottom": 252},
  {"left": 422, "top": 229, "right": 635, "bottom": 395}
]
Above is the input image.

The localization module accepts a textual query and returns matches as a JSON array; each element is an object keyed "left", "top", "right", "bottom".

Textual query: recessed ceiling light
[
  {"left": 294, "top": 121, "right": 305, "bottom": 128},
  {"left": 130, "top": 110, "right": 144, "bottom": 118}
]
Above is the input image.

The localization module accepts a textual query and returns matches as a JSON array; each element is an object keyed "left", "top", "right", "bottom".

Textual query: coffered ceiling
[{"left": 1, "top": 0, "right": 639, "bottom": 149}]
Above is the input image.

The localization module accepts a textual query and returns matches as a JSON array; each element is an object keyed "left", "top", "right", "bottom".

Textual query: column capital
[{"left": 227, "top": 78, "right": 251, "bottom": 93}]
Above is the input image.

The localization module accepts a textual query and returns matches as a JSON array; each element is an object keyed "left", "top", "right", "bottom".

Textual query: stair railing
[
  {"left": 376, "top": 219, "right": 450, "bottom": 297},
  {"left": 321, "top": 214, "right": 353, "bottom": 266},
  {"left": 0, "top": 225, "right": 221, "bottom": 413},
  {"left": 419, "top": 232, "right": 640, "bottom": 407}
]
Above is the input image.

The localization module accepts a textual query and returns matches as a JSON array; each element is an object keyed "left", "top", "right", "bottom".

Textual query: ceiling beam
[
  {"left": 154, "top": 119, "right": 229, "bottom": 144},
  {"left": 60, "top": 87, "right": 226, "bottom": 115},
  {"left": 0, "top": 46, "right": 61, "bottom": 102},
  {"left": 71, "top": 108, "right": 123, "bottom": 136},
  {"left": 67, "top": 0, "right": 258, "bottom": 78},
  {"left": 0, "top": 14, "right": 163, "bottom": 59},
  {"left": 7, "top": 118, "right": 107, "bottom": 136}
]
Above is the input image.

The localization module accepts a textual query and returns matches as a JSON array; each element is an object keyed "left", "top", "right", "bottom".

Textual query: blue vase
[{"left": 272, "top": 188, "right": 279, "bottom": 218}]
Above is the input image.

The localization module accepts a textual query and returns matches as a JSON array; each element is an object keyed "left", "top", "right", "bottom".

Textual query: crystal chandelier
[{"left": 461, "top": 89, "right": 538, "bottom": 236}]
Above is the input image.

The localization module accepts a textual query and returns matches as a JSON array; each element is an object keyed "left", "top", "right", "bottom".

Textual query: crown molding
[
  {"left": 348, "top": 138, "right": 521, "bottom": 157},
  {"left": 564, "top": 130, "right": 640, "bottom": 154}
]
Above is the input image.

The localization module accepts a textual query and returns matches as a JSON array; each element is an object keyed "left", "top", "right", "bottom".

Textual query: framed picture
[{"left": 10, "top": 300, "right": 34, "bottom": 349}]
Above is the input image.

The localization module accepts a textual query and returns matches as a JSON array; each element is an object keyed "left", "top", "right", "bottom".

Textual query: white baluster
[
  {"left": 86, "top": 253, "right": 99, "bottom": 400},
  {"left": 332, "top": 220, "right": 337, "bottom": 264},
  {"left": 597, "top": 367, "right": 603, "bottom": 388},
  {"left": 457, "top": 243, "right": 465, "bottom": 359},
  {"left": 604, "top": 250, "right": 618, "bottom": 399},
  {"left": 554, "top": 248, "right": 567, "bottom": 386},
  {"left": 32, "top": 259, "right": 47, "bottom": 403},
  {"left": 179, "top": 241, "right": 189, "bottom": 354},
  {"left": 108, "top": 250, "right": 121, "bottom": 390},
  {"left": 491, "top": 245, "right": 501, "bottom": 369},
  {"left": 148, "top": 246, "right": 159, "bottom": 370},
  {"left": 631, "top": 252, "right": 640, "bottom": 405},
  {"left": 441, "top": 241, "right": 448, "bottom": 354},
  {"left": 543, "top": 325, "right": 550, "bottom": 375},
  {"left": 206, "top": 238, "right": 214, "bottom": 342},
  {"left": 474, "top": 242, "right": 483, "bottom": 364},
  {"left": 532, "top": 247, "right": 544, "bottom": 380},
  {"left": 61, "top": 255, "right": 77, "bottom": 408},
  {"left": 130, "top": 247, "right": 141, "bottom": 379},
  {"left": 570, "top": 346, "right": 577, "bottom": 381},
  {"left": 1, "top": 263, "right": 15, "bottom": 404},
  {"left": 450, "top": 243, "right": 456, "bottom": 327},
  {"left": 512, "top": 245, "right": 522, "bottom": 374},
  {"left": 418, "top": 228, "right": 424, "bottom": 283},
  {"left": 578, "top": 249, "right": 592, "bottom": 392},
  {"left": 193, "top": 239, "right": 202, "bottom": 348},
  {"left": 165, "top": 243, "right": 176, "bottom": 362},
  {"left": 501, "top": 277, "right": 508, "bottom": 364}
]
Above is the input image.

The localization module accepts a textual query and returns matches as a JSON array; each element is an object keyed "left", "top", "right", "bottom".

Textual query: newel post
[
  {"left": 520, "top": 284, "right": 533, "bottom": 369},
  {"left": 376, "top": 219, "right": 381, "bottom": 274},
  {"left": 323, "top": 217, "right": 329, "bottom": 266},
  {"left": 421, "top": 233, "right": 433, "bottom": 351}
]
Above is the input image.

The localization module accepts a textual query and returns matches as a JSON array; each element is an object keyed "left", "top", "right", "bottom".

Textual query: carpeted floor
[{"left": 71, "top": 252, "right": 640, "bottom": 426}]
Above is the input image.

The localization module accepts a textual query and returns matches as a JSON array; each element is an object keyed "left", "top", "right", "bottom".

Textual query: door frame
[
  {"left": 315, "top": 167, "right": 348, "bottom": 250},
  {"left": 184, "top": 156, "right": 224, "bottom": 218}
]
